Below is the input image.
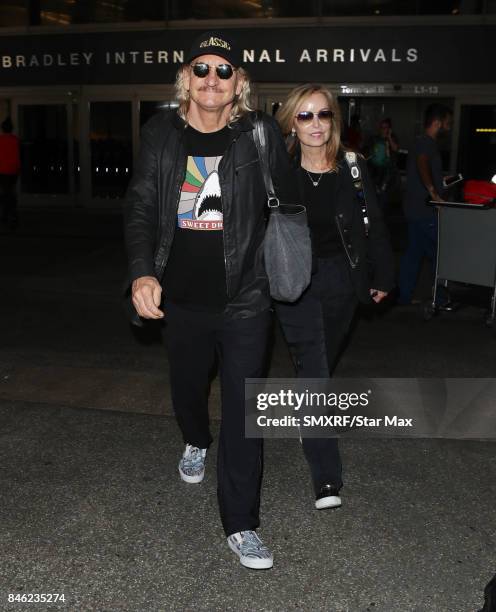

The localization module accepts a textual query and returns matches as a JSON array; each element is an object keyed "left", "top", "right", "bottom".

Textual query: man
[
  {"left": 398, "top": 103, "right": 453, "bottom": 305},
  {"left": 367, "top": 117, "right": 399, "bottom": 211},
  {"left": 124, "top": 31, "right": 294, "bottom": 569},
  {"left": 0, "top": 117, "right": 21, "bottom": 229}
]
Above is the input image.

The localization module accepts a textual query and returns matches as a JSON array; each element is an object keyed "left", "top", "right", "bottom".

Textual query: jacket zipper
[
  {"left": 156, "top": 139, "right": 187, "bottom": 281},
  {"left": 335, "top": 215, "right": 357, "bottom": 269},
  {"left": 234, "top": 158, "right": 258, "bottom": 172},
  {"left": 219, "top": 133, "right": 239, "bottom": 298}
]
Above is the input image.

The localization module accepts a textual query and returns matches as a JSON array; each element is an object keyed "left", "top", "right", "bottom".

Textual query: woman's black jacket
[{"left": 294, "top": 152, "right": 395, "bottom": 303}]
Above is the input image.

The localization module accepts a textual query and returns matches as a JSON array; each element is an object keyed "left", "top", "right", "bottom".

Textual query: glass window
[
  {"left": 72, "top": 103, "right": 80, "bottom": 193},
  {"left": 458, "top": 105, "right": 496, "bottom": 180},
  {"left": 0, "top": 1, "right": 28, "bottom": 27},
  {"left": 416, "top": 0, "right": 476, "bottom": 14},
  {"left": 30, "top": 0, "right": 491, "bottom": 25},
  {"left": 39, "top": 0, "right": 165, "bottom": 25},
  {"left": 8, "top": 0, "right": 489, "bottom": 25},
  {"left": 270, "top": 0, "right": 317, "bottom": 17},
  {"left": 168, "top": 0, "right": 315, "bottom": 20},
  {"left": 322, "top": 0, "right": 414, "bottom": 16},
  {"left": 90, "top": 101, "right": 132, "bottom": 199},
  {"left": 0, "top": 99, "right": 11, "bottom": 124},
  {"left": 452, "top": 0, "right": 484, "bottom": 14},
  {"left": 18, "top": 104, "right": 69, "bottom": 194},
  {"left": 321, "top": 0, "right": 483, "bottom": 15}
]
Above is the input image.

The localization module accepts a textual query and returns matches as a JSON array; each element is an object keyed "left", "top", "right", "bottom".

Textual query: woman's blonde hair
[
  {"left": 175, "top": 65, "right": 254, "bottom": 125},
  {"left": 275, "top": 84, "right": 343, "bottom": 169}
]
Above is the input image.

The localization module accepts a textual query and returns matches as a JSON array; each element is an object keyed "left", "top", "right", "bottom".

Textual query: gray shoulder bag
[{"left": 252, "top": 118, "right": 312, "bottom": 303}]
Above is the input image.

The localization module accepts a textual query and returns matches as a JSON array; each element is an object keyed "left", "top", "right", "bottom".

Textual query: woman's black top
[{"left": 300, "top": 168, "right": 343, "bottom": 258}]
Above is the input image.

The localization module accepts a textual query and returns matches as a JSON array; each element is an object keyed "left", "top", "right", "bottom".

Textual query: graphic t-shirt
[{"left": 162, "top": 124, "right": 232, "bottom": 310}]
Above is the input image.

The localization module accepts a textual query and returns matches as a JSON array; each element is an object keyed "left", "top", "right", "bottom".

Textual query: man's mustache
[{"left": 198, "top": 86, "right": 224, "bottom": 92}]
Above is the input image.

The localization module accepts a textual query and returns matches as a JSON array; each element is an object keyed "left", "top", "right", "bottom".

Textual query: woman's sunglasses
[
  {"left": 295, "top": 110, "right": 334, "bottom": 123},
  {"left": 191, "top": 63, "right": 236, "bottom": 80}
]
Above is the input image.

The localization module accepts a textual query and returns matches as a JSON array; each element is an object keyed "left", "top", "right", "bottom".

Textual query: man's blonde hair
[{"left": 174, "top": 65, "right": 254, "bottom": 124}]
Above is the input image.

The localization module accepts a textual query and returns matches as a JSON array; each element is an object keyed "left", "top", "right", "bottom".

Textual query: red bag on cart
[{"left": 463, "top": 180, "right": 496, "bottom": 205}]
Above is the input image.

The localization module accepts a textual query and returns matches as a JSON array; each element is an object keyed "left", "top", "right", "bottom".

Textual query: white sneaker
[
  {"left": 178, "top": 444, "right": 207, "bottom": 483},
  {"left": 227, "top": 530, "right": 274, "bottom": 570},
  {"left": 315, "top": 484, "right": 342, "bottom": 510}
]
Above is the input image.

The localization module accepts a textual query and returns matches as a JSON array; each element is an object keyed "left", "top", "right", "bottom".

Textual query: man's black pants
[{"left": 164, "top": 301, "right": 271, "bottom": 537}]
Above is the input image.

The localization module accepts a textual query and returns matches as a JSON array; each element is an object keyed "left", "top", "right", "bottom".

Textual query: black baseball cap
[{"left": 186, "top": 31, "right": 241, "bottom": 67}]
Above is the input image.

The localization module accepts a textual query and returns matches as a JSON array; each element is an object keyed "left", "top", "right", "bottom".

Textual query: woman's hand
[{"left": 370, "top": 289, "right": 388, "bottom": 304}]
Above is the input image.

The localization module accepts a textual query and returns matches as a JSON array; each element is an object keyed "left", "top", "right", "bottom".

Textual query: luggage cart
[{"left": 423, "top": 200, "right": 496, "bottom": 329}]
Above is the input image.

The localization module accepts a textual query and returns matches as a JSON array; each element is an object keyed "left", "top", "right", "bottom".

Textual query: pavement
[{"left": 0, "top": 209, "right": 495, "bottom": 611}]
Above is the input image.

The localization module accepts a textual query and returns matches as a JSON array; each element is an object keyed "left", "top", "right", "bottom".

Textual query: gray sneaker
[
  {"left": 227, "top": 530, "right": 273, "bottom": 569},
  {"left": 178, "top": 444, "right": 207, "bottom": 483}
]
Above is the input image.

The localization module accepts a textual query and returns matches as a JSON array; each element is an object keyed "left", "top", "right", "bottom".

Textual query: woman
[{"left": 275, "top": 84, "right": 394, "bottom": 509}]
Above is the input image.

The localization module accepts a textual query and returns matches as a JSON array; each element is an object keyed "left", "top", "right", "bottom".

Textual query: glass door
[
  {"left": 13, "top": 97, "right": 79, "bottom": 205},
  {"left": 79, "top": 85, "right": 178, "bottom": 206},
  {"left": 89, "top": 101, "right": 133, "bottom": 200},
  {"left": 458, "top": 104, "right": 496, "bottom": 180}
]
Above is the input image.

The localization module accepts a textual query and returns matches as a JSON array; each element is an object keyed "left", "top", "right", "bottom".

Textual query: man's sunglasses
[
  {"left": 191, "top": 63, "right": 236, "bottom": 79},
  {"left": 295, "top": 110, "right": 334, "bottom": 123}
]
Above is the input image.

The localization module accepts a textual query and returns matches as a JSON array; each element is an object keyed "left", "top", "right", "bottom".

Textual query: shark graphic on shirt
[{"left": 177, "top": 155, "right": 223, "bottom": 231}]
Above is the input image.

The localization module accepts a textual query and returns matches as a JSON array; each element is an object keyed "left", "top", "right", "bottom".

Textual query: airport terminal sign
[{"left": 0, "top": 25, "right": 494, "bottom": 85}]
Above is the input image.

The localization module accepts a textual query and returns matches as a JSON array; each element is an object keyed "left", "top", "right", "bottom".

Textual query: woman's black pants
[{"left": 275, "top": 254, "right": 358, "bottom": 494}]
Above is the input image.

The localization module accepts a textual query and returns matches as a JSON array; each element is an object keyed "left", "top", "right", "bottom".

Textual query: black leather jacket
[
  {"left": 294, "top": 151, "right": 395, "bottom": 303},
  {"left": 124, "top": 109, "right": 296, "bottom": 318}
]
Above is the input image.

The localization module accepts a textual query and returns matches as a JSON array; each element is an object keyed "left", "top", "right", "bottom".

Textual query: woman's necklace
[{"left": 305, "top": 168, "right": 331, "bottom": 188}]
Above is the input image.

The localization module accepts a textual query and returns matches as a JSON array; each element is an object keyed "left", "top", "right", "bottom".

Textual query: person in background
[
  {"left": 0, "top": 117, "right": 21, "bottom": 229},
  {"left": 366, "top": 117, "right": 399, "bottom": 211},
  {"left": 275, "top": 84, "right": 394, "bottom": 510},
  {"left": 398, "top": 103, "right": 453, "bottom": 306},
  {"left": 345, "top": 113, "right": 363, "bottom": 152}
]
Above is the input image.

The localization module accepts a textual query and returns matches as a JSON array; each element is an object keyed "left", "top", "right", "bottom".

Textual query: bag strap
[
  {"left": 251, "top": 114, "right": 280, "bottom": 209},
  {"left": 344, "top": 151, "right": 370, "bottom": 236}
]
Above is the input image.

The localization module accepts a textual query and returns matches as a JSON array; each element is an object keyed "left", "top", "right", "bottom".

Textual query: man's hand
[
  {"left": 429, "top": 190, "right": 445, "bottom": 203},
  {"left": 132, "top": 276, "right": 164, "bottom": 319},
  {"left": 370, "top": 289, "right": 388, "bottom": 304},
  {"left": 417, "top": 155, "right": 444, "bottom": 202}
]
